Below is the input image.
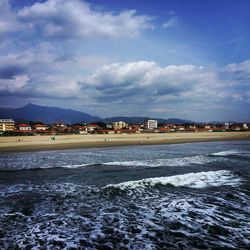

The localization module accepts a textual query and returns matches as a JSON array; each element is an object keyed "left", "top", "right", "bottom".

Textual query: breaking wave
[
  {"left": 103, "top": 155, "right": 211, "bottom": 168},
  {"left": 210, "top": 149, "right": 246, "bottom": 156},
  {"left": 0, "top": 163, "right": 94, "bottom": 171},
  {"left": 58, "top": 163, "right": 89, "bottom": 169},
  {"left": 106, "top": 170, "right": 241, "bottom": 190}
]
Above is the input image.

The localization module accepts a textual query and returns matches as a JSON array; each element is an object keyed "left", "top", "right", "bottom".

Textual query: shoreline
[{"left": 0, "top": 131, "right": 250, "bottom": 153}]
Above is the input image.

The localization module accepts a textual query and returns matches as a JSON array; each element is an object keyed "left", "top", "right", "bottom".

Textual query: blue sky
[{"left": 1, "top": 0, "right": 250, "bottom": 121}]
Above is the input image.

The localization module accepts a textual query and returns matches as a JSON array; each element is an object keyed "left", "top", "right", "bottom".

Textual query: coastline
[{"left": 0, "top": 131, "right": 250, "bottom": 152}]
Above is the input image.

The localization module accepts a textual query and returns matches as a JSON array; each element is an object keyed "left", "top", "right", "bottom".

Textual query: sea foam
[
  {"left": 210, "top": 150, "right": 243, "bottom": 156},
  {"left": 59, "top": 163, "right": 89, "bottom": 169},
  {"left": 103, "top": 155, "right": 210, "bottom": 168},
  {"left": 106, "top": 170, "right": 241, "bottom": 190}
]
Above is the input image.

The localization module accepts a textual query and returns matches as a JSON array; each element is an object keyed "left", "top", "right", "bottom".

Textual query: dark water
[{"left": 0, "top": 141, "right": 249, "bottom": 249}]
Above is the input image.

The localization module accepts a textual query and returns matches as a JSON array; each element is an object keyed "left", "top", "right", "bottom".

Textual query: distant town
[{"left": 0, "top": 118, "right": 249, "bottom": 136}]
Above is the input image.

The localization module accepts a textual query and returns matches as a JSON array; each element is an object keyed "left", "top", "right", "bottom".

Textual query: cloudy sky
[{"left": 1, "top": 0, "right": 250, "bottom": 121}]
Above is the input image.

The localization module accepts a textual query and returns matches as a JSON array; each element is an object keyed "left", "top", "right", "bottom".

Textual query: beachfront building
[
  {"left": 18, "top": 124, "right": 32, "bottom": 131},
  {"left": 32, "top": 124, "right": 49, "bottom": 131},
  {"left": 72, "top": 125, "right": 87, "bottom": 134},
  {"left": 106, "top": 124, "right": 113, "bottom": 129},
  {"left": 224, "top": 123, "right": 230, "bottom": 130},
  {"left": 128, "top": 124, "right": 142, "bottom": 132},
  {"left": 243, "top": 123, "right": 249, "bottom": 129},
  {"left": 86, "top": 124, "right": 99, "bottom": 132},
  {"left": 53, "top": 123, "right": 67, "bottom": 133},
  {"left": 144, "top": 119, "right": 158, "bottom": 130},
  {"left": 0, "top": 119, "right": 15, "bottom": 131},
  {"left": 176, "top": 126, "right": 185, "bottom": 132},
  {"left": 53, "top": 123, "right": 67, "bottom": 128},
  {"left": 112, "top": 121, "right": 128, "bottom": 130}
]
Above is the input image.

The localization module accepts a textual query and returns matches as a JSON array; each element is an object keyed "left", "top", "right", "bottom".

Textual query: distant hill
[
  {"left": 0, "top": 103, "right": 195, "bottom": 125},
  {"left": 0, "top": 103, "right": 101, "bottom": 124},
  {"left": 102, "top": 116, "right": 194, "bottom": 125}
]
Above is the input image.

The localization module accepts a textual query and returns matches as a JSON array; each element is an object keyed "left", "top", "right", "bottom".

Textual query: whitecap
[
  {"left": 103, "top": 155, "right": 211, "bottom": 168},
  {"left": 59, "top": 163, "right": 89, "bottom": 169},
  {"left": 210, "top": 150, "right": 243, "bottom": 156},
  {"left": 106, "top": 170, "right": 241, "bottom": 190}
]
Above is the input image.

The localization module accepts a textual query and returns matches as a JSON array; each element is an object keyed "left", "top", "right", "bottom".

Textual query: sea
[{"left": 0, "top": 140, "right": 249, "bottom": 249}]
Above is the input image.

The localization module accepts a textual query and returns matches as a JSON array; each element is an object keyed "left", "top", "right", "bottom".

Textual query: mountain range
[
  {"left": 0, "top": 103, "right": 194, "bottom": 124},
  {"left": 0, "top": 103, "right": 100, "bottom": 124}
]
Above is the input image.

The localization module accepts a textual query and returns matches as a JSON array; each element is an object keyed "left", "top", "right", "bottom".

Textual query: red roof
[
  {"left": 159, "top": 127, "right": 170, "bottom": 131},
  {"left": 87, "top": 124, "right": 99, "bottom": 127},
  {"left": 19, "top": 124, "right": 30, "bottom": 127},
  {"left": 73, "top": 125, "right": 87, "bottom": 130},
  {"left": 33, "top": 124, "right": 48, "bottom": 128}
]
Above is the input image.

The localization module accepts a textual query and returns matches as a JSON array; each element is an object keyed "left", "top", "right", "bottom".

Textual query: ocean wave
[
  {"left": 103, "top": 155, "right": 211, "bottom": 168},
  {"left": 209, "top": 150, "right": 245, "bottom": 156},
  {"left": 105, "top": 170, "right": 241, "bottom": 190},
  {"left": 0, "top": 182, "right": 85, "bottom": 198},
  {"left": 58, "top": 163, "right": 89, "bottom": 169},
  {"left": 0, "top": 163, "right": 94, "bottom": 171}
]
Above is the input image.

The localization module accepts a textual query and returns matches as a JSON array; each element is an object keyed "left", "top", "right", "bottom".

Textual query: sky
[{"left": 1, "top": 0, "right": 250, "bottom": 122}]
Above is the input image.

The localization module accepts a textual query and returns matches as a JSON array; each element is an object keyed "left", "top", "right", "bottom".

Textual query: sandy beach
[{"left": 0, "top": 131, "right": 249, "bottom": 152}]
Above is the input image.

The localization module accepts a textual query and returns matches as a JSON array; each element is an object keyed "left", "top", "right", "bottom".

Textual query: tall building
[
  {"left": 224, "top": 123, "right": 230, "bottom": 129},
  {"left": 0, "top": 119, "right": 15, "bottom": 131},
  {"left": 144, "top": 119, "right": 158, "bottom": 130},
  {"left": 112, "top": 121, "right": 128, "bottom": 129}
]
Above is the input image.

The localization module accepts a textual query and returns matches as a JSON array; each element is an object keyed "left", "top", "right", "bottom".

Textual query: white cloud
[
  {"left": 225, "top": 60, "right": 250, "bottom": 81},
  {"left": 163, "top": 11, "right": 179, "bottom": 28},
  {"left": 33, "top": 77, "right": 81, "bottom": 98},
  {"left": 18, "top": 0, "right": 153, "bottom": 39},
  {"left": 0, "top": 75, "right": 29, "bottom": 92},
  {"left": 163, "top": 17, "right": 179, "bottom": 28},
  {"left": 226, "top": 60, "right": 250, "bottom": 72},
  {"left": 0, "top": 43, "right": 112, "bottom": 100},
  {"left": 1, "top": 40, "right": 250, "bottom": 120},
  {"left": 84, "top": 61, "right": 218, "bottom": 100}
]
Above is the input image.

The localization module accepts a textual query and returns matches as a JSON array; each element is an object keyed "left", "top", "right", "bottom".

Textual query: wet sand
[{"left": 0, "top": 132, "right": 250, "bottom": 152}]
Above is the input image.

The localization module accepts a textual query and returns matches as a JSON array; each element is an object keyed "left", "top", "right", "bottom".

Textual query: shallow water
[{"left": 0, "top": 140, "right": 250, "bottom": 249}]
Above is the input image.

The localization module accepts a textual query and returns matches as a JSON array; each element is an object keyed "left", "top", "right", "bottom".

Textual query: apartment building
[
  {"left": 144, "top": 119, "right": 158, "bottom": 130},
  {"left": 0, "top": 119, "right": 15, "bottom": 131},
  {"left": 112, "top": 121, "right": 128, "bottom": 129}
]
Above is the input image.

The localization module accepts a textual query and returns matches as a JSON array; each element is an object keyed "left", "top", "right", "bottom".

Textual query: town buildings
[{"left": 0, "top": 117, "right": 249, "bottom": 136}]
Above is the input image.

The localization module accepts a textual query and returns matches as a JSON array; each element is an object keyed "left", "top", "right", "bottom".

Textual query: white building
[
  {"left": 243, "top": 123, "right": 248, "bottom": 129},
  {"left": 32, "top": 124, "right": 49, "bottom": 131},
  {"left": 144, "top": 120, "right": 158, "bottom": 130},
  {"left": 224, "top": 123, "right": 230, "bottom": 129},
  {"left": 18, "top": 124, "right": 32, "bottom": 131}
]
